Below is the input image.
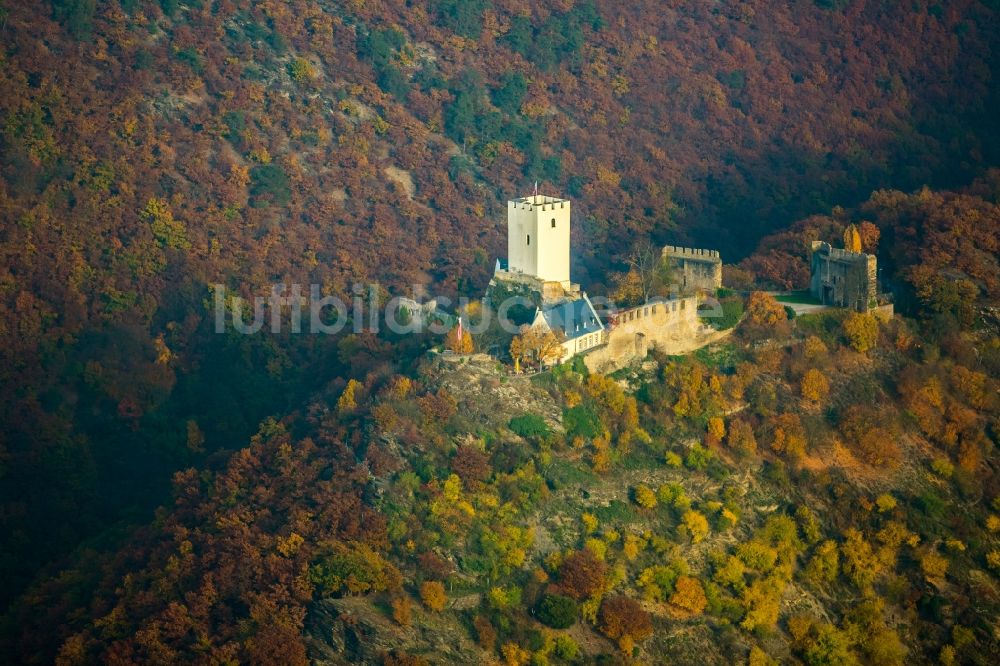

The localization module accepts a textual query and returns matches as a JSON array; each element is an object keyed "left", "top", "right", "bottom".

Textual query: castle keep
[
  {"left": 506, "top": 195, "right": 572, "bottom": 288},
  {"left": 809, "top": 241, "right": 877, "bottom": 312},
  {"left": 662, "top": 245, "right": 723, "bottom": 294}
]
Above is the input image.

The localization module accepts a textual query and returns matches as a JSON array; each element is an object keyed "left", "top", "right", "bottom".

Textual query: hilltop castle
[{"left": 490, "top": 192, "right": 725, "bottom": 372}]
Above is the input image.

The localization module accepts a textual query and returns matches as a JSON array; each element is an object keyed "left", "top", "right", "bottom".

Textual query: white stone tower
[{"left": 507, "top": 194, "right": 571, "bottom": 287}]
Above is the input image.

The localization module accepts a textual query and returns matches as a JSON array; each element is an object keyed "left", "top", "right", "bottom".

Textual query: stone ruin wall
[
  {"left": 583, "top": 296, "right": 701, "bottom": 374},
  {"left": 662, "top": 246, "right": 723, "bottom": 293},
  {"left": 810, "top": 244, "right": 877, "bottom": 311}
]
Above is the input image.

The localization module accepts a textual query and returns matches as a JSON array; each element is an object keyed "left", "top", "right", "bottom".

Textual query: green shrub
[
  {"left": 535, "top": 593, "right": 578, "bottom": 629},
  {"left": 563, "top": 404, "right": 601, "bottom": 440},
  {"left": 133, "top": 49, "right": 153, "bottom": 70},
  {"left": 249, "top": 164, "right": 291, "bottom": 207},
  {"left": 377, "top": 65, "right": 409, "bottom": 101},
  {"left": 508, "top": 414, "right": 550, "bottom": 439},
  {"left": 593, "top": 499, "right": 638, "bottom": 524},
  {"left": 685, "top": 444, "right": 728, "bottom": 479},
  {"left": 685, "top": 444, "right": 715, "bottom": 471},
  {"left": 553, "top": 635, "right": 580, "bottom": 659},
  {"left": 492, "top": 71, "right": 527, "bottom": 114},
  {"left": 223, "top": 111, "right": 246, "bottom": 145},
  {"left": 175, "top": 46, "right": 203, "bottom": 74},
  {"left": 701, "top": 296, "right": 744, "bottom": 330},
  {"left": 430, "top": 0, "right": 489, "bottom": 39}
]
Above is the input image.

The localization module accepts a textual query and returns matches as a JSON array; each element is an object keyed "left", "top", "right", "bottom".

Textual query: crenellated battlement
[
  {"left": 662, "top": 245, "right": 723, "bottom": 294},
  {"left": 610, "top": 296, "right": 696, "bottom": 325},
  {"left": 810, "top": 241, "right": 872, "bottom": 263},
  {"left": 662, "top": 245, "right": 722, "bottom": 261},
  {"left": 509, "top": 195, "right": 569, "bottom": 212}
]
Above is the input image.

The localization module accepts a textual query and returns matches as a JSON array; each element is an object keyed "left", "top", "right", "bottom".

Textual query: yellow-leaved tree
[
  {"left": 445, "top": 323, "right": 473, "bottom": 353},
  {"left": 843, "top": 223, "right": 862, "bottom": 253},
  {"left": 668, "top": 575, "right": 708, "bottom": 618},
  {"left": 420, "top": 580, "right": 447, "bottom": 611},
  {"left": 337, "top": 378, "right": 361, "bottom": 413},
  {"left": 510, "top": 325, "right": 563, "bottom": 372},
  {"left": 843, "top": 312, "right": 878, "bottom": 353},
  {"left": 746, "top": 292, "right": 787, "bottom": 327},
  {"left": 142, "top": 198, "right": 190, "bottom": 250},
  {"left": 800, "top": 369, "right": 830, "bottom": 403}
]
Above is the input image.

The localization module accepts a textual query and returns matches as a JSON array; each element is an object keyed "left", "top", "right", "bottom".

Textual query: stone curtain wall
[{"left": 583, "top": 296, "right": 700, "bottom": 373}]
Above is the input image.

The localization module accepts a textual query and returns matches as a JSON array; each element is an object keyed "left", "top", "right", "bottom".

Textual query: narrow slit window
[
  {"left": 551, "top": 218, "right": 556, "bottom": 228},
  {"left": 527, "top": 234, "right": 530, "bottom": 245}
]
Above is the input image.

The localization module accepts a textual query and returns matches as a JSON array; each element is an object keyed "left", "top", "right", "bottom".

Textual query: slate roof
[{"left": 539, "top": 294, "right": 604, "bottom": 341}]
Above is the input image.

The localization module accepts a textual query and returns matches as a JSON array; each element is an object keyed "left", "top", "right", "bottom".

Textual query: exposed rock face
[
  {"left": 305, "top": 597, "right": 488, "bottom": 665},
  {"left": 430, "top": 353, "right": 564, "bottom": 431}
]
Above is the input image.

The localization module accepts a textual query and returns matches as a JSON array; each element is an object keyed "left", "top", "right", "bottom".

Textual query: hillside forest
[{"left": 1, "top": 0, "right": 1000, "bottom": 664}]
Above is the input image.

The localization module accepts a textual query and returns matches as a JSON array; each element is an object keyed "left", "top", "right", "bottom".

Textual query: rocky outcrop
[{"left": 305, "top": 597, "right": 488, "bottom": 665}]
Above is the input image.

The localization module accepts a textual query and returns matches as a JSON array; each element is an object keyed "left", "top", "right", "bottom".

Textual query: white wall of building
[{"left": 507, "top": 195, "right": 571, "bottom": 286}]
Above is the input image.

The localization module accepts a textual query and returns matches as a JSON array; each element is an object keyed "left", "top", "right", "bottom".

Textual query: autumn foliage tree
[
  {"left": 727, "top": 419, "right": 758, "bottom": 457},
  {"left": 419, "top": 581, "right": 447, "bottom": 611},
  {"left": 337, "top": 378, "right": 362, "bottom": 413},
  {"left": 451, "top": 445, "right": 491, "bottom": 487},
  {"left": 746, "top": 292, "right": 787, "bottom": 327},
  {"left": 598, "top": 595, "right": 653, "bottom": 645},
  {"left": 800, "top": 369, "right": 830, "bottom": 404},
  {"left": 843, "top": 312, "right": 879, "bottom": 353},
  {"left": 769, "top": 413, "right": 807, "bottom": 460},
  {"left": 858, "top": 221, "right": 880, "bottom": 253},
  {"left": 743, "top": 292, "right": 788, "bottom": 339},
  {"left": 391, "top": 596, "right": 413, "bottom": 626},
  {"left": 510, "top": 325, "right": 563, "bottom": 372},
  {"left": 668, "top": 576, "right": 708, "bottom": 618},
  {"left": 309, "top": 541, "right": 402, "bottom": 596},
  {"left": 633, "top": 484, "right": 658, "bottom": 509},
  {"left": 445, "top": 323, "right": 473, "bottom": 353},
  {"left": 558, "top": 548, "right": 608, "bottom": 600},
  {"left": 843, "top": 223, "right": 862, "bottom": 252}
]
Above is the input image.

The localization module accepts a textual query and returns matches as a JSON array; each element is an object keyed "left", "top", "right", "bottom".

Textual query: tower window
[
  {"left": 526, "top": 234, "right": 530, "bottom": 245},
  {"left": 551, "top": 218, "right": 556, "bottom": 228}
]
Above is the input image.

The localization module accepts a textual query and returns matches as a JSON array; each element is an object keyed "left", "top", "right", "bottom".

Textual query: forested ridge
[
  {"left": 4, "top": 179, "right": 999, "bottom": 663},
  {"left": 1, "top": 0, "right": 1000, "bottom": 663}
]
